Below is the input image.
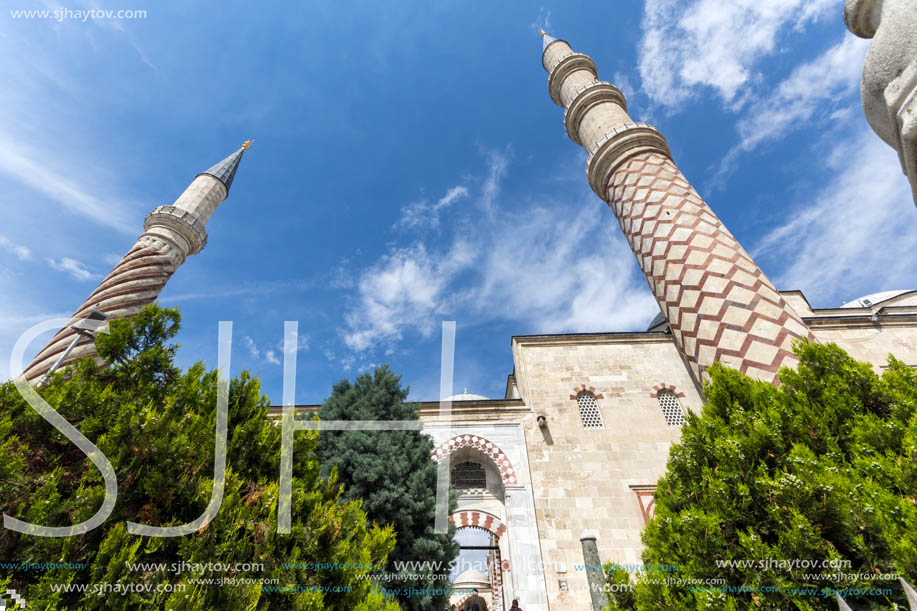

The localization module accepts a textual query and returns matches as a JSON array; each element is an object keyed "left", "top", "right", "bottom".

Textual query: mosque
[{"left": 19, "top": 1, "right": 917, "bottom": 609}]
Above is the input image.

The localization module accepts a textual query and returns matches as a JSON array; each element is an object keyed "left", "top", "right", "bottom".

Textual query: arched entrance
[
  {"left": 454, "top": 591, "right": 490, "bottom": 611},
  {"left": 448, "top": 510, "right": 509, "bottom": 609},
  {"left": 433, "top": 435, "right": 520, "bottom": 610}
]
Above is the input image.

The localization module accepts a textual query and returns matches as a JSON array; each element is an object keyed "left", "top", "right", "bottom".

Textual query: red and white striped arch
[
  {"left": 450, "top": 510, "right": 509, "bottom": 610},
  {"left": 431, "top": 434, "right": 518, "bottom": 485}
]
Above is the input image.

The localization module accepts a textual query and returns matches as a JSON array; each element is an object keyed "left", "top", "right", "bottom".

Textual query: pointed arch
[
  {"left": 450, "top": 510, "right": 508, "bottom": 610},
  {"left": 649, "top": 383, "right": 686, "bottom": 399},
  {"left": 431, "top": 435, "right": 518, "bottom": 485},
  {"left": 449, "top": 510, "right": 506, "bottom": 539}
]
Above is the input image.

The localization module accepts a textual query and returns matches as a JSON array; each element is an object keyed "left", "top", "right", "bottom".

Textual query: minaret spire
[
  {"left": 22, "top": 142, "right": 251, "bottom": 383},
  {"left": 199, "top": 139, "right": 252, "bottom": 194},
  {"left": 540, "top": 29, "right": 557, "bottom": 51},
  {"left": 540, "top": 35, "right": 814, "bottom": 384}
]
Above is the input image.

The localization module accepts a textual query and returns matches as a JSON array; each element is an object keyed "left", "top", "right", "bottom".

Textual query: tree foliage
[
  {"left": 606, "top": 342, "right": 917, "bottom": 610},
  {"left": 0, "top": 304, "right": 399, "bottom": 610},
  {"left": 315, "top": 366, "right": 460, "bottom": 611}
]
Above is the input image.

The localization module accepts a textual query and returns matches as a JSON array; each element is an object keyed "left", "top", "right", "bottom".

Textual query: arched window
[
  {"left": 657, "top": 390, "right": 685, "bottom": 426},
  {"left": 576, "top": 391, "right": 604, "bottom": 429},
  {"left": 452, "top": 461, "right": 487, "bottom": 489}
]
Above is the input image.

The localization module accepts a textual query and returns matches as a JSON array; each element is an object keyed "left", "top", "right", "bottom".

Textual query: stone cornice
[
  {"left": 512, "top": 331, "right": 675, "bottom": 348},
  {"left": 803, "top": 312, "right": 917, "bottom": 329},
  {"left": 266, "top": 399, "right": 529, "bottom": 420}
]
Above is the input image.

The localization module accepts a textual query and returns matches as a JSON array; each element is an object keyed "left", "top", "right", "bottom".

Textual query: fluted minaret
[
  {"left": 540, "top": 32, "right": 813, "bottom": 383},
  {"left": 23, "top": 141, "right": 251, "bottom": 383}
]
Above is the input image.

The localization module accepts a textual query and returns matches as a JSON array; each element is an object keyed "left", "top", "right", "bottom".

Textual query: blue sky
[{"left": 1, "top": 0, "right": 916, "bottom": 404}]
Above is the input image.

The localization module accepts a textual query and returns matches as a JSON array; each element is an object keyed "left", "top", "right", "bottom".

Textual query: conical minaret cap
[
  {"left": 197, "top": 140, "right": 252, "bottom": 193},
  {"left": 540, "top": 29, "right": 558, "bottom": 50}
]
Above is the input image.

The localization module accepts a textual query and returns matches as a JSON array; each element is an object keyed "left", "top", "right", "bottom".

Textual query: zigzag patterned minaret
[
  {"left": 540, "top": 32, "right": 813, "bottom": 383},
  {"left": 23, "top": 142, "right": 251, "bottom": 383}
]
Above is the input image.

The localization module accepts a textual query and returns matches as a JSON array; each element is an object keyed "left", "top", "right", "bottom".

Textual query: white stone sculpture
[{"left": 845, "top": 0, "right": 917, "bottom": 206}]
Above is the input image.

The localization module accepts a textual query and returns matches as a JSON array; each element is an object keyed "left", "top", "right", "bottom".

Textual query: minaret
[
  {"left": 22, "top": 141, "right": 252, "bottom": 383},
  {"left": 540, "top": 32, "right": 813, "bottom": 383}
]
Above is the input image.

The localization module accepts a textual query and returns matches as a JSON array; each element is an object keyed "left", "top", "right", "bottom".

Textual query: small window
[
  {"left": 657, "top": 390, "right": 685, "bottom": 426},
  {"left": 452, "top": 461, "right": 487, "bottom": 489},
  {"left": 577, "top": 391, "right": 604, "bottom": 429}
]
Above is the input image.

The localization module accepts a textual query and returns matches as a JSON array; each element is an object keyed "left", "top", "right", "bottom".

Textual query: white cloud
[
  {"left": 473, "top": 204, "right": 656, "bottom": 333},
  {"left": 480, "top": 150, "right": 508, "bottom": 219},
  {"left": 613, "top": 71, "right": 638, "bottom": 103},
  {"left": 639, "top": 0, "right": 836, "bottom": 109},
  {"left": 46, "top": 256, "right": 97, "bottom": 281},
  {"left": 295, "top": 334, "right": 310, "bottom": 351},
  {"left": 0, "top": 235, "right": 31, "bottom": 261},
  {"left": 165, "top": 280, "right": 314, "bottom": 303},
  {"left": 243, "top": 335, "right": 281, "bottom": 365},
  {"left": 396, "top": 185, "right": 469, "bottom": 230},
  {"left": 752, "top": 128, "right": 917, "bottom": 306},
  {"left": 0, "top": 306, "right": 72, "bottom": 382},
  {"left": 709, "top": 34, "right": 869, "bottom": 186},
  {"left": 243, "top": 336, "right": 261, "bottom": 359},
  {"left": 0, "top": 140, "right": 136, "bottom": 234},
  {"left": 242, "top": 332, "right": 310, "bottom": 366},
  {"left": 531, "top": 7, "right": 552, "bottom": 33},
  {"left": 734, "top": 34, "right": 868, "bottom": 153},
  {"left": 343, "top": 152, "right": 656, "bottom": 353},
  {"left": 0, "top": 3, "right": 147, "bottom": 236},
  {"left": 344, "top": 240, "right": 476, "bottom": 351}
]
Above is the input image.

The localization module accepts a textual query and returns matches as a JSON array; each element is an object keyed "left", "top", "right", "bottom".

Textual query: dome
[
  {"left": 646, "top": 311, "right": 670, "bottom": 332},
  {"left": 453, "top": 569, "right": 490, "bottom": 588},
  {"left": 445, "top": 389, "right": 488, "bottom": 401},
  {"left": 840, "top": 290, "right": 912, "bottom": 308}
]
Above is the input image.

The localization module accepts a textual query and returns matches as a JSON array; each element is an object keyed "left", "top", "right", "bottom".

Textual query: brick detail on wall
[
  {"left": 569, "top": 384, "right": 604, "bottom": 400},
  {"left": 450, "top": 510, "right": 507, "bottom": 539},
  {"left": 607, "top": 152, "right": 815, "bottom": 383},
  {"left": 649, "top": 384, "right": 686, "bottom": 399},
  {"left": 432, "top": 435, "right": 518, "bottom": 485}
]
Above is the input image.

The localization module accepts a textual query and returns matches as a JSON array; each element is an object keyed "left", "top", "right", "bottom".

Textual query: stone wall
[
  {"left": 412, "top": 289, "right": 917, "bottom": 610},
  {"left": 511, "top": 332, "right": 698, "bottom": 609}
]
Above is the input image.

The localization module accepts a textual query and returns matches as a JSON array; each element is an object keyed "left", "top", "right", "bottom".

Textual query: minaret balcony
[{"left": 143, "top": 205, "right": 209, "bottom": 255}]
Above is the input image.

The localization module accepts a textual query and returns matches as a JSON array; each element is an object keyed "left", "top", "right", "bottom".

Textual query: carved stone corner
[{"left": 886, "top": 58, "right": 917, "bottom": 206}]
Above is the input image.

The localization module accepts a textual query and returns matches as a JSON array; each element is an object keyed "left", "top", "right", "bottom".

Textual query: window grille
[
  {"left": 577, "top": 392, "right": 604, "bottom": 429},
  {"left": 657, "top": 390, "right": 685, "bottom": 426},
  {"left": 452, "top": 461, "right": 487, "bottom": 489}
]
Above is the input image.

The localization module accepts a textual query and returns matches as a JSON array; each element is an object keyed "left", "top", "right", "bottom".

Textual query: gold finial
[
  {"left": 540, "top": 29, "right": 547, "bottom": 37},
  {"left": 241, "top": 139, "right": 254, "bottom": 150}
]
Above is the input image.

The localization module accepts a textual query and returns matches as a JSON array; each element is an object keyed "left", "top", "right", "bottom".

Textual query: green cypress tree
[
  {"left": 610, "top": 342, "right": 917, "bottom": 611},
  {"left": 0, "top": 304, "right": 400, "bottom": 610},
  {"left": 315, "top": 366, "right": 460, "bottom": 611}
]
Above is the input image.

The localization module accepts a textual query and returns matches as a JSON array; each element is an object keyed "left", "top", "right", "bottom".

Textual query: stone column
[
  {"left": 22, "top": 144, "right": 249, "bottom": 383},
  {"left": 579, "top": 530, "right": 606, "bottom": 611},
  {"left": 541, "top": 33, "right": 814, "bottom": 384}
]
